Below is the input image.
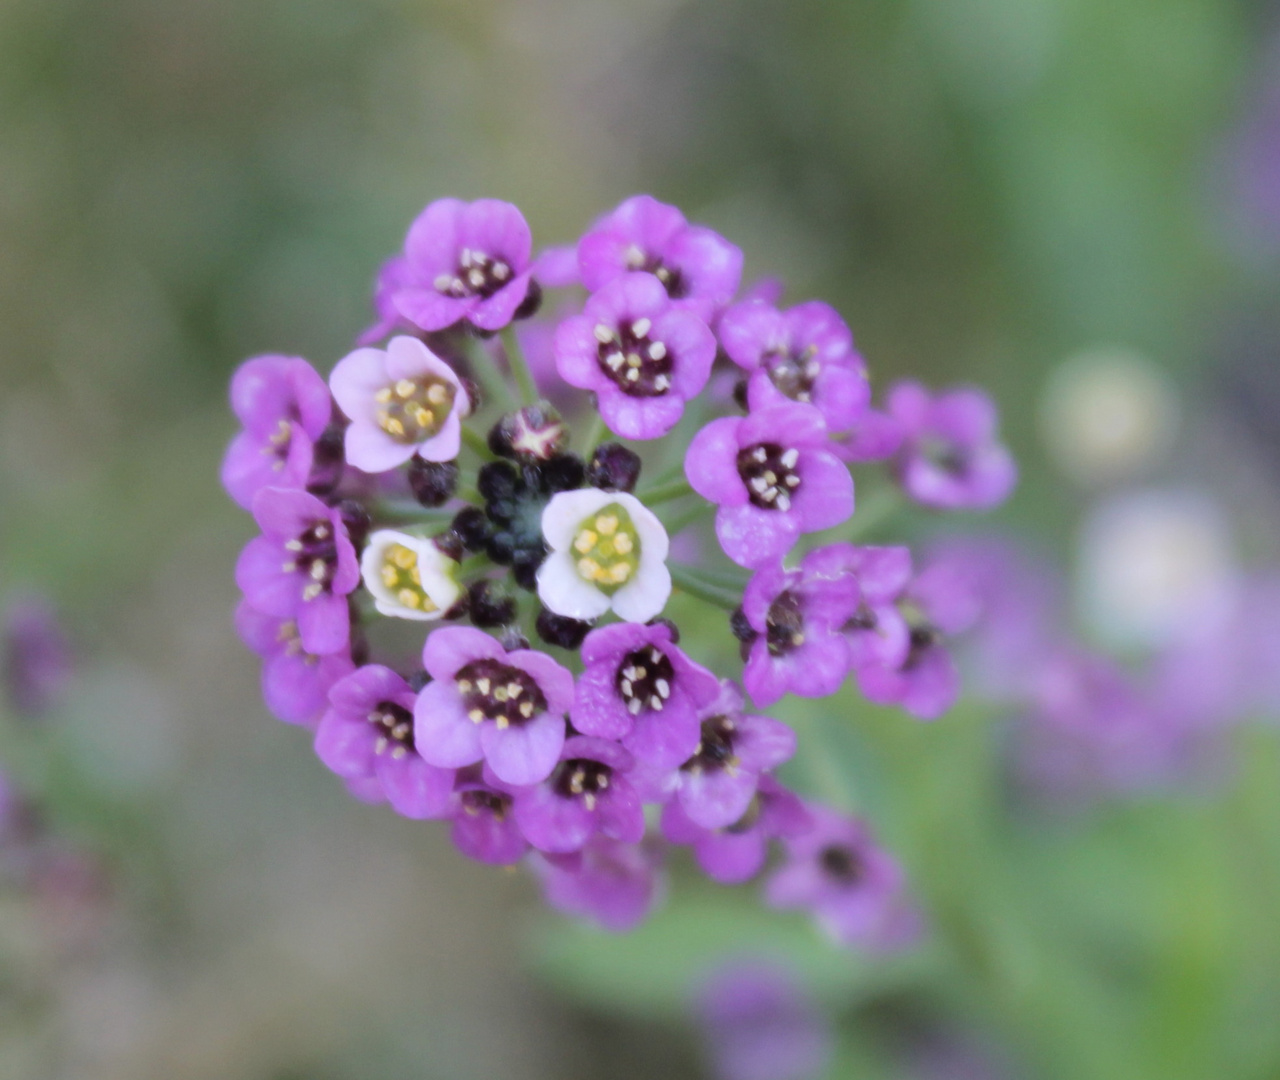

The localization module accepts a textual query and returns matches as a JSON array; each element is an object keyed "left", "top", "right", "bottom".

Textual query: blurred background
[{"left": 1, "top": 0, "right": 1279, "bottom": 1077}]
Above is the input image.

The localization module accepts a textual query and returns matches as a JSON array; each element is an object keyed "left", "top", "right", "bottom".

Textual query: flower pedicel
[{"left": 224, "top": 194, "right": 1016, "bottom": 944}]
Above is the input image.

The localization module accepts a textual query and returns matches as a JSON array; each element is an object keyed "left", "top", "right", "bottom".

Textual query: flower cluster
[{"left": 223, "top": 195, "right": 1016, "bottom": 942}]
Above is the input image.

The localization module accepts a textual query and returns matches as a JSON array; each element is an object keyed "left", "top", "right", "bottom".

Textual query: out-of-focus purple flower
[
  {"left": 553, "top": 272, "right": 716, "bottom": 439},
  {"left": 856, "top": 551, "right": 983, "bottom": 720},
  {"left": 234, "top": 601, "right": 356, "bottom": 726},
  {"left": 329, "top": 336, "right": 470, "bottom": 474},
  {"left": 820, "top": 544, "right": 913, "bottom": 671},
  {"left": 532, "top": 245, "right": 580, "bottom": 288},
  {"left": 632, "top": 680, "right": 796, "bottom": 829},
  {"left": 765, "top": 806, "right": 917, "bottom": 951},
  {"left": 686, "top": 403, "right": 854, "bottom": 568},
  {"left": 530, "top": 836, "right": 664, "bottom": 931},
  {"left": 220, "top": 355, "right": 333, "bottom": 510},
  {"left": 663, "top": 776, "right": 811, "bottom": 884},
  {"left": 831, "top": 407, "right": 905, "bottom": 463},
  {"left": 571, "top": 621, "right": 720, "bottom": 771},
  {"left": 719, "top": 300, "right": 870, "bottom": 434},
  {"left": 314, "top": 665, "right": 454, "bottom": 819},
  {"left": 512, "top": 735, "right": 644, "bottom": 853},
  {"left": 357, "top": 255, "right": 413, "bottom": 345},
  {"left": 741, "top": 547, "right": 861, "bottom": 708},
  {"left": 450, "top": 767, "right": 528, "bottom": 865},
  {"left": 577, "top": 195, "right": 742, "bottom": 322},
  {"left": 3, "top": 598, "right": 73, "bottom": 717},
  {"left": 235, "top": 489, "right": 359, "bottom": 655},
  {"left": 694, "top": 958, "right": 832, "bottom": 1080},
  {"left": 886, "top": 382, "right": 1016, "bottom": 510},
  {"left": 391, "top": 198, "right": 535, "bottom": 333},
  {"left": 414, "top": 626, "right": 573, "bottom": 786}
]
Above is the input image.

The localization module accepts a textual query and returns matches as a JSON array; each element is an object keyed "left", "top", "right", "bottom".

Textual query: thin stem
[
  {"left": 639, "top": 476, "right": 694, "bottom": 506},
  {"left": 659, "top": 500, "right": 713, "bottom": 537},
  {"left": 682, "top": 562, "right": 749, "bottom": 591},
  {"left": 668, "top": 562, "right": 740, "bottom": 611},
  {"left": 461, "top": 424, "right": 496, "bottom": 462},
  {"left": 847, "top": 482, "right": 904, "bottom": 541},
  {"left": 465, "top": 334, "right": 517, "bottom": 413},
  {"left": 370, "top": 500, "right": 457, "bottom": 526},
  {"left": 579, "top": 412, "right": 607, "bottom": 459},
  {"left": 500, "top": 325, "right": 539, "bottom": 407}
]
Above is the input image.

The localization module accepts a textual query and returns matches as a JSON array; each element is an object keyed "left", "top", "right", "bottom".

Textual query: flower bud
[{"left": 586, "top": 443, "right": 642, "bottom": 493}]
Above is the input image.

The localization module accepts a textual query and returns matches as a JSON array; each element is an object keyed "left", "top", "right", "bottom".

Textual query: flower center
[
  {"left": 263, "top": 417, "right": 293, "bottom": 470},
  {"left": 919, "top": 436, "right": 969, "bottom": 478},
  {"left": 572, "top": 504, "right": 641, "bottom": 592},
  {"left": 455, "top": 658, "right": 547, "bottom": 729},
  {"left": 819, "top": 843, "right": 864, "bottom": 885},
  {"left": 459, "top": 789, "right": 511, "bottom": 820},
  {"left": 765, "top": 590, "right": 806, "bottom": 656},
  {"left": 378, "top": 543, "right": 438, "bottom": 614},
  {"left": 374, "top": 376, "right": 456, "bottom": 444},
  {"left": 899, "top": 601, "right": 941, "bottom": 671},
  {"left": 615, "top": 645, "right": 674, "bottom": 716},
  {"left": 737, "top": 442, "right": 801, "bottom": 511},
  {"left": 594, "top": 318, "right": 674, "bottom": 398},
  {"left": 433, "top": 246, "right": 512, "bottom": 300},
  {"left": 726, "top": 793, "right": 763, "bottom": 834},
  {"left": 274, "top": 619, "right": 317, "bottom": 662},
  {"left": 681, "top": 714, "right": 739, "bottom": 775},
  {"left": 282, "top": 520, "right": 340, "bottom": 602},
  {"left": 766, "top": 344, "right": 820, "bottom": 404},
  {"left": 552, "top": 759, "right": 613, "bottom": 810},
  {"left": 845, "top": 602, "right": 877, "bottom": 632},
  {"left": 367, "top": 701, "right": 415, "bottom": 758},
  {"left": 624, "top": 245, "right": 688, "bottom": 299}
]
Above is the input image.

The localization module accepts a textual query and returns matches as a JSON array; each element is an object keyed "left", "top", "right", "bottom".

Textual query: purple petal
[
  {"left": 344, "top": 422, "right": 419, "bottom": 474},
  {"left": 679, "top": 768, "right": 756, "bottom": 830},
  {"left": 451, "top": 802, "right": 527, "bottom": 865},
  {"left": 622, "top": 690, "right": 701, "bottom": 771},
  {"left": 296, "top": 592, "right": 350, "bottom": 655},
  {"left": 570, "top": 663, "right": 634, "bottom": 740},
  {"left": 513, "top": 784, "right": 595, "bottom": 853},
  {"left": 421, "top": 625, "right": 506, "bottom": 681},
  {"left": 314, "top": 712, "right": 376, "bottom": 777},
  {"left": 234, "top": 538, "right": 298, "bottom": 618},
  {"left": 480, "top": 710, "right": 565, "bottom": 786},
  {"left": 598, "top": 388, "right": 685, "bottom": 441},
  {"left": 697, "top": 829, "right": 769, "bottom": 884},
  {"left": 715, "top": 504, "right": 799, "bottom": 569},
  {"left": 413, "top": 682, "right": 484, "bottom": 766},
  {"left": 508, "top": 650, "right": 576, "bottom": 716},
  {"left": 790, "top": 450, "right": 854, "bottom": 532},
  {"left": 376, "top": 754, "right": 454, "bottom": 819},
  {"left": 686, "top": 417, "right": 748, "bottom": 505},
  {"left": 394, "top": 287, "right": 473, "bottom": 333},
  {"left": 250, "top": 486, "right": 326, "bottom": 540}
]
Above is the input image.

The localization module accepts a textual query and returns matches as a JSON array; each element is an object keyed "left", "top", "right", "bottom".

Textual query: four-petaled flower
[{"left": 359, "top": 529, "right": 462, "bottom": 621}]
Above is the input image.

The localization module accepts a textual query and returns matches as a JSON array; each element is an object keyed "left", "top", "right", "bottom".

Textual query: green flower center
[
  {"left": 379, "top": 543, "right": 438, "bottom": 613},
  {"left": 571, "top": 503, "right": 641, "bottom": 594},
  {"left": 374, "top": 376, "right": 456, "bottom": 443}
]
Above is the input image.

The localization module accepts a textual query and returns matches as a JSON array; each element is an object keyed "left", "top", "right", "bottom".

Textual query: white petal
[
  {"left": 541, "top": 488, "right": 618, "bottom": 552},
  {"left": 616, "top": 492, "right": 670, "bottom": 563},
  {"left": 611, "top": 561, "right": 672, "bottom": 623},
  {"left": 359, "top": 529, "right": 458, "bottom": 622},
  {"left": 536, "top": 550, "right": 612, "bottom": 620}
]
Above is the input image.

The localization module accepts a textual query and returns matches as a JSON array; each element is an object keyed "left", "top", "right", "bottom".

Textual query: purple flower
[
  {"left": 856, "top": 552, "right": 983, "bottom": 720},
  {"left": 886, "top": 382, "right": 1016, "bottom": 510},
  {"left": 449, "top": 767, "right": 528, "bottom": 865},
  {"left": 530, "top": 837, "right": 664, "bottom": 932},
  {"left": 234, "top": 601, "right": 355, "bottom": 726},
  {"left": 220, "top": 355, "right": 332, "bottom": 510},
  {"left": 765, "top": 806, "right": 915, "bottom": 951},
  {"left": 234, "top": 489, "right": 360, "bottom": 655},
  {"left": 577, "top": 194, "right": 742, "bottom": 322},
  {"left": 831, "top": 407, "right": 905, "bottom": 463},
  {"left": 329, "top": 335, "right": 470, "bottom": 474},
  {"left": 633, "top": 680, "right": 796, "bottom": 829},
  {"left": 741, "top": 547, "right": 861, "bottom": 709},
  {"left": 686, "top": 404, "right": 854, "bottom": 568},
  {"left": 694, "top": 959, "right": 832, "bottom": 1080},
  {"left": 719, "top": 300, "right": 870, "bottom": 434},
  {"left": 391, "top": 198, "right": 535, "bottom": 333},
  {"left": 357, "top": 255, "right": 413, "bottom": 345},
  {"left": 572, "top": 622, "right": 720, "bottom": 771},
  {"left": 663, "top": 776, "right": 811, "bottom": 884},
  {"left": 823, "top": 545, "right": 913, "bottom": 671},
  {"left": 414, "top": 626, "right": 573, "bottom": 786},
  {"left": 553, "top": 272, "right": 716, "bottom": 439},
  {"left": 314, "top": 665, "right": 454, "bottom": 819},
  {"left": 2, "top": 598, "right": 72, "bottom": 717},
  {"left": 511, "top": 736, "right": 645, "bottom": 854}
]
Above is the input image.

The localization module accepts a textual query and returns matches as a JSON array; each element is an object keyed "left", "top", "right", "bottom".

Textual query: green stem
[
  {"left": 847, "top": 483, "right": 904, "bottom": 541},
  {"left": 500, "top": 325, "right": 539, "bottom": 407},
  {"left": 458, "top": 552, "right": 492, "bottom": 577},
  {"left": 668, "top": 562, "right": 741, "bottom": 611},
  {"left": 579, "top": 412, "right": 607, "bottom": 459},
  {"left": 639, "top": 476, "right": 694, "bottom": 506},
  {"left": 465, "top": 334, "right": 517, "bottom": 413},
  {"left": 456, "top": 483, "right": 482, "bottom": 505},
  {"left": 370, "top": 500, "right": 457, "bottom": 526},
  {"left": 659, "top": 500, "right": 713, "bottom": 537},
  {"left": 461, "top": 424, "right": 496, "bottom": 462}
]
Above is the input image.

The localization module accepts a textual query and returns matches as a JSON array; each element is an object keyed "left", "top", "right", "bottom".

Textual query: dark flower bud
[
  {"left": 335, "top": 500, "right": 371, "bottom": 548},
  {"left": 486, "top": 529, "right": 517, "bottom": 565},
  {"left": 467, "top": 580, "right": 517, "bottom": 628},
  {"left": 525, "top": 454, "right": 585, "bottom": 496},
  {"left": 512, "top": 279, "right": 543, "bottom": 321},
  {"left": 488, "top": 401, "right": 568, "bottom": 462},
  {"left": 306, "top": 422, "right": 346, "bottom": 497},
  {"left": 460, "top": 377, "right": 482, "bottom": 415},
  {"left": 433, "top": 529, "right": 466, "bottom": 563},
  {"left": 511, "top": 547, "right": 546, "bottom": 591},
  {"left": 586, "top": 442, "right": 642, "bottom": 493},
  {"left": 450, "top": 507, "right": 491, "bottom": 552},
  {"left": 407, "top": 459, "right": 459, "bottom": 507},
  {"left": 478, "top": 461, "right": 521, "bottom": 504},
  {"left": 536, "top": 609, "right": 594, "bottom": 650},
  {"left": 646, "top": 615, "right": 680, "bottom": 645}
]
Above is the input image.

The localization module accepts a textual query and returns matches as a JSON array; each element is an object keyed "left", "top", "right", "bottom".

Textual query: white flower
[
  {"left": 537, "top": 488, "right": 671, "bottom": 623},
  {"left": 360, "top": 529, "right": 462, "bottom": 621}
]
